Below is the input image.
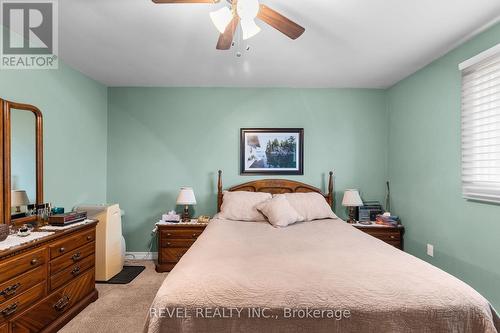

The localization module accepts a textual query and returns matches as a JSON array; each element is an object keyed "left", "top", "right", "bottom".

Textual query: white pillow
[
  {"left": 219, "top": 191, "right": 272, "bottom": 221},
  {"left": 256, "top": 195, "right": 304, "bottom": 227},
  {"left": 283, "top": 192, "right": 337, "bottom": 221}
]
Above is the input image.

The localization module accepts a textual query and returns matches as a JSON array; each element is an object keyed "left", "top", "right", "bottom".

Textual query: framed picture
[{"left": 240, "top": 128, "right": 304, "bottom": 175}]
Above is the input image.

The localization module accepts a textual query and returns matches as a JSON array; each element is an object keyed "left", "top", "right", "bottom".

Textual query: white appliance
[{"left": 75, "top": 204, "right": 125, "bottom": 281}]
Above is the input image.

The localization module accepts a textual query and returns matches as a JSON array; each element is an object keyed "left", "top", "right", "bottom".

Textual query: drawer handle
[
  {"left": 166, "top": 242, "right": 171, "bottom": 246},
  {"left": 53, "top": 295, "right": 70, "bottom": 312},
  {"left": 1, "top": 302, "right": 18, "bottom": 317},
  {"left": 59, "top": 247, "right": 65, "bottom": 253},
  {"left": 86, "top": 235, "right": 92, "bottom": 241},
  {"left": 166, "top": 233, "right": 172, "bottom": 237},
  {"left": 30, "top": 258, "right": 39, "bottom": 265},
  {"left": 192, "top": 234, "right": 198, "bottom": 238},
  {"left": 390, "top": 236, "right": 395, "bottom": 239},
  {"left": 0, "top": 283, "right": 20, "bottom": 297},
  {"left": 72, "top": 252, "right": 82, "bottom": 261},
  {"left": 71, "top": 266, "right": 81, "bottom": 276}
]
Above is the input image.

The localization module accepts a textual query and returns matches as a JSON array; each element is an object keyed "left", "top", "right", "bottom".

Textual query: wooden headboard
[{"left": 217, "top": 170, "right": 334, "bottom": 212}]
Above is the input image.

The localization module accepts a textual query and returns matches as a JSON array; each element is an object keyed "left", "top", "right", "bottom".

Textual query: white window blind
[{"left": 461, "top": 44, "right": 500, "bottom": 203}]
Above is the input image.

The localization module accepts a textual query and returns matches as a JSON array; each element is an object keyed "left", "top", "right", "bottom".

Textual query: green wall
[
  {"left": 0, "top": 54, "right": 108, "bottom": 211},
  {"left": 387, "top": 23, "right": 500, "bottom": 310},
  {"left": 107, "top": 88, "right": 388, "bottom": 252}
]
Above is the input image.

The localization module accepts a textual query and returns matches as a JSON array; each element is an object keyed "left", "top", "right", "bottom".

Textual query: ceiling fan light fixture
[
  {"left": 237, "top": 0, "right": 260, "bottom": 20},
  {"left": 210, "top": 6, "right": 233, "bottom": 34},
  {"left": 241, "top": 18, "right": 261, "bottom": 40}
]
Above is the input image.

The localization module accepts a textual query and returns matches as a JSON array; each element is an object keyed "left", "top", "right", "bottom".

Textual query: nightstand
[
  {"left": 353, "top": 223, "right": 405, "bottom": 250},
  {"left": 155, "top": 221, "right": 207, "bottom": 272}
]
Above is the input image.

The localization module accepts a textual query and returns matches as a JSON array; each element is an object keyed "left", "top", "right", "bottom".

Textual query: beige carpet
[{"left": 60, "top": 260, "right": 167, "bottom": 333}]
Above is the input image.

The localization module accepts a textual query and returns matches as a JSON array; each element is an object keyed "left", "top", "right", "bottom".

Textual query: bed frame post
[
  {"left": 327, "top": 171, "right": 334, "bottom": 208},
  {"left": 217, "top": 170, "right": 223, "bottom": 213}
]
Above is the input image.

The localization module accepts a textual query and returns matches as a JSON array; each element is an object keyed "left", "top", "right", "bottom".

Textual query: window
[{"left": 460, "top": 44, "right": 500, "bottom": 203}]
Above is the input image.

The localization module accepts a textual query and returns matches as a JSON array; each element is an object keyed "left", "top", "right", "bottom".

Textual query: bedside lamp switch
[{"left": 427, "top": 244, "right": 434, "bottom": 257}]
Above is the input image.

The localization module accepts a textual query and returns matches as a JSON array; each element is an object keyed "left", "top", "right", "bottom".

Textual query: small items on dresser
[
  {"left": 16, "top": 224, "right": 31, "bottom": 237},
  {"left": 0, "top": 225, "right": 8, "bottom": 241},
  {"left": 162, "top": 210, "right": 180, "bottom": 223},
  {"left": 375, "top": 213, "right": 400, "bottom": 226},
  {"left": 48, "top": 211, "right": 87, "bottom": 226}
]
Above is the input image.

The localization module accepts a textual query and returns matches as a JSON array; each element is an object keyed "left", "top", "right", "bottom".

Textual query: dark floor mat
[{"left": 97, "top": 266, "right": 146, "bottom": 284}]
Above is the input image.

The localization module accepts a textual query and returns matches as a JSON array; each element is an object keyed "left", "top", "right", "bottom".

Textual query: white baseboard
[{"left": 125, "top": 252, "right": 158, "bottom": 260}]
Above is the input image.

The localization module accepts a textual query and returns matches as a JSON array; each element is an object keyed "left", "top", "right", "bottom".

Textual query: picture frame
[{"left": 240, "top": 128, "right": 304, "bottom": 175}]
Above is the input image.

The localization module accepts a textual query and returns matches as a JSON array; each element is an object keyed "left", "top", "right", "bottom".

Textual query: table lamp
[
  {"left": 342, "top": 189, "right": 363, "bottom": 224},
  {"left": 176, "top": 187, "right": 197, "bottom": 222},
  {"left": 11, "top": 190, "right": 29, "bottom": 213}
]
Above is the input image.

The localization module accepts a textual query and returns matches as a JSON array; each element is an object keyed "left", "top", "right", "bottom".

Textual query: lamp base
[
  {"left": 181, "top": 205, "right": 191, "bottom": 222},
  {"left": 346, "top": 206, "right": 357, "bottom": 224}
]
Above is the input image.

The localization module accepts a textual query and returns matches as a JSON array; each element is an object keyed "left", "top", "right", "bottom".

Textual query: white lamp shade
[
  {"left": 342, "top": 189, "right": 363, "bottom": 207},
  {"left": 176, "top": 187, "right": 197, "bottom": 205},
  {"left": 12, "top": 190, "right": 29, "bottom": 207},
  {"left": 241, "top": 19, "right": 261, "bottom": 40},
  {"left": 210, "top": 7, "right": 233, "bottom": 34}
]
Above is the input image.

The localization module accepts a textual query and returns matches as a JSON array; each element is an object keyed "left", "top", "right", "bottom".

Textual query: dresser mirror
[{"left": 1, "top": 99, "right": 43, "bottom": 225}]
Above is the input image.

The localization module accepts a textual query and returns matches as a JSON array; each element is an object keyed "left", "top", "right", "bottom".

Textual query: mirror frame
[{"left": 1, "top": 99, "right": 43, "bottom": 225}]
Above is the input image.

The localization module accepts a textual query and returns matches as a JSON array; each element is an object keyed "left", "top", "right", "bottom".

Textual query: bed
[{"left": 145, "top": 172, "right": 499, "bottom": 333}]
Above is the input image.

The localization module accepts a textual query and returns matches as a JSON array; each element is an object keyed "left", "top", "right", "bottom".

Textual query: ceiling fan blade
[
  {"left": 152, "top": 0, "right": 217, "bottom": 3},
  {"left": 257, "top": 4, "right": 305, "bottom": 40},
  {"left": 216, "top": 15, "right": 239, "bottom": 50}
]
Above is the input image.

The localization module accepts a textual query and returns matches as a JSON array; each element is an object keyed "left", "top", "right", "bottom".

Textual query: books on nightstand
[{"left": 375, "top": 214, "right": 400, "bottom": 226}]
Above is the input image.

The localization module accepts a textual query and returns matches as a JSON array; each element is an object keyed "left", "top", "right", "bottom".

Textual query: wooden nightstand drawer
[
  {"left": 161, "top": 239, "right": 196, "bottom": 248},
  {"left": 156, "top": 223, "right": 207, "bottom": 272},
  {"left": 161, "top": 229, "right": 204, "bottom": 240},
  {"left": 365, "top": 230, "right": 400, "bottom": 241},
  {"left": 354, "top": 224, "right": 404, "bottom": 250},
  {"left": 159, "top": 248, "right": 189, "bottom": 263}
]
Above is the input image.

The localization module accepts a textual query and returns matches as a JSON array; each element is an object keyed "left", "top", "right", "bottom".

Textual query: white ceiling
[{"left": 59, "top": 0, "right": 500, "bottom": 88}]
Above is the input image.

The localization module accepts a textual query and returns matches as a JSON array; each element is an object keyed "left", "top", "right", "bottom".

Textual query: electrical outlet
[{"left": 427, "top": 244, "right": 434, "bottom": 257}]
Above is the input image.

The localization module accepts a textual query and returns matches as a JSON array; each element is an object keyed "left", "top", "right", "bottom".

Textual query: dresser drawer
[
  {"left": 368, "top": 231, "right": 401, "bottom": 241},
  {"left": 50, "top": 254, "right": 95, "bottom": 291},
  {"left": 0, "top": 283, "right": 45, "bottom": 324},
  {"left": 385, "top": 240, "right": 402, "bottom": 248},
  {"left": 11, "top": 269, "right": 95, "bottom": 333},
  {"left": 0, "top": 248, "right": 46, "bottom": 285},
  {"left": 0, "top": 265, "right": 45, "bottom": 304},
  {"left": 159, "top": 247, "right": 189, "bottom": 263},
  {"left": 50, "top": 241, "right": 95, "bottom": 276},
  {"left": 161, "top": 228, "right": 203, "bottom": 240},
  {"left": 49, "top": 229, "right": 95, "bottom": 259},
  {"left": 161, "top": 238, "right": 196, "bottom": 248},
  {"left": 0, "top": 323, "right": 7, "bottom": 333}
]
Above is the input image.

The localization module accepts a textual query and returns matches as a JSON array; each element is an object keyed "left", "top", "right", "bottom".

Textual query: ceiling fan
[{"left": 152, "top": 0, "right": 305, "bottom": 50}]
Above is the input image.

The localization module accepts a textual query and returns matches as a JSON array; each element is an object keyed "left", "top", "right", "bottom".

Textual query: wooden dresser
[
  {"left": 0, "top": 221, "right": 98, "bottom": 333},
  {"left": 155, "top": 223, "right": 207, "bottom": 272},
  {"left": 353, "top": 223, "right": 405, "bottom": 250}
]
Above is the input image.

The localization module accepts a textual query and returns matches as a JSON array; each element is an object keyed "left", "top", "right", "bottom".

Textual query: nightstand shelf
[
  {"left": 353, "top": 223, "right": 405, "bottom": 250},
  {"left": 155, "top": 222, "right": 207, "bottom": 272}
]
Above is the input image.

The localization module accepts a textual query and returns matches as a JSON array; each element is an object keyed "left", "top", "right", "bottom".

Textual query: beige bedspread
[{"left": 146, "top": 218, "right": 499, "bottom": 333}]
